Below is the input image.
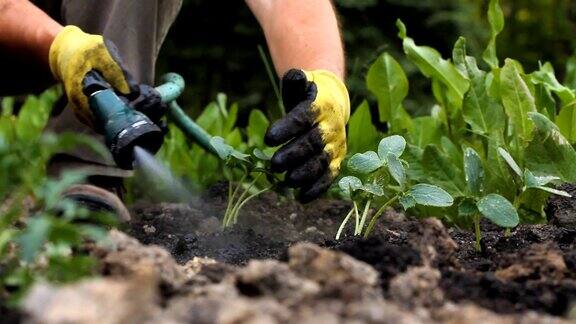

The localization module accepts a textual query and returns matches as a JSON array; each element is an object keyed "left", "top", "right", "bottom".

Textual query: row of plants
[
  {"left": 159, "top": 0, "right": 576, "bottom": 250},
  {"left": 0, "top": 90, "right": 112, "bottom": 303},
  {"left": 337, "top": 0, "right": 576, "bottom": 249}
]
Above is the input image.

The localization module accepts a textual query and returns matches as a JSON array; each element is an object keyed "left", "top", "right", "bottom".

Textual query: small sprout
[{"left": 337, "top": 135, "right": 454, "bottom": 239}]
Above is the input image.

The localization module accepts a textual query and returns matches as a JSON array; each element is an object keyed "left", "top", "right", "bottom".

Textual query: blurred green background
[{"left": 157, "top": 0, "right": 576, "bottom": 121}]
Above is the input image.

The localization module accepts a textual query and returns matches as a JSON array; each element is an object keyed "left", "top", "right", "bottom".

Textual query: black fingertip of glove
[
  {"left": 104, "top": 39, "right": 140, "bottom": 99},
  {"left": 282, "top": 69, "right": 309, "bottom": 110},
  {"left": 285, "top": 152, "right": 330, "bottom": 187},
  {"left": 270, "top": 128, "right": 324, "bottom": 173},
  {"left": 264, "top": 101, "right": 316, "bottom": 146},
  {"left": 298, "top": 172, "right": 333, "bottom": 203}
]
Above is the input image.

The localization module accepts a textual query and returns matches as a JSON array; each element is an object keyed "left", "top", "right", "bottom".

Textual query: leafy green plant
[
  {"left": 358, "top": 0, "right": 576, "bottom": 248},
  {"left": 159, "top": 93, "right": 280, "bottom": 227},
  {"left": 209, "top": 137, "right": 280, "bottom": 227},
  {"left": 337, "top": 135, "right": 454, "bottom": 239},
  {"left": 0, "top": 90, "right": 112, "bottom": 302}
]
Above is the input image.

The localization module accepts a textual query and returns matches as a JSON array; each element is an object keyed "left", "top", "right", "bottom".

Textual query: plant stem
[
  {"left": 258, "top": 45, "right": 284, "bottom": 116},
  {"left": 474, "top": 215, "right": 482, "bottom": 252},
  {"left": 353, "top": 201, "right": 360, "bottom": 235},
  {"left": 363, "top": 196, "right": 399, "bottom": 238},
  {"left": 336, "top": 208, "right": 355, "bottom": 240},
  {"left": 227, "top": 174, "right": 263, "bottom": 226},
  {"left": 357, "top": 200, "right": 372, "bottom": 236},
  {"left": 223, "top": 173, "right": 247, "bottom": 227},
  {"left": 230, "top": 187, "right": 271, "bottom": 224},
  {"left": 504, "top": 228, "right": 511, "bottom": 237}
]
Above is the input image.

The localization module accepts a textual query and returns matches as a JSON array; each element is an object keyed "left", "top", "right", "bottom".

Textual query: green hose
[{"left": 155, "top": 73, "right": 217, "bottom": 155}]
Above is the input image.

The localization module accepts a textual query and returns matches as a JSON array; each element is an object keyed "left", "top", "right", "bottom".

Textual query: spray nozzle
[{"left": 83, "top": 71, "right": 164, "bottom": 170}]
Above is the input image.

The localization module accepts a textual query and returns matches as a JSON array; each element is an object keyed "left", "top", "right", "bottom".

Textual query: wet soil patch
[{"left": 129, "top": 186, "right": 576, "bottom": 318}]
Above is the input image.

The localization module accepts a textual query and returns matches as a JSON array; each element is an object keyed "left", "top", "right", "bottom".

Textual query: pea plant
[{"left": 336, "top": 135, "right": 454, "bottom": 239}]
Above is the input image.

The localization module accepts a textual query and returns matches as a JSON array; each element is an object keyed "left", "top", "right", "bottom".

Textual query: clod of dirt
[
  {"left": 23, "top": 270, "right": 160, "bottom": 324},
  {"left": 288, "top": 242, "right": 382, "bottom": 301},
  {"left": 495, "top": 243, "right": 567, "bottom": 282},
  {"left": 329, "top": 237, "right": 422, "bottom": 290},
  {"left": 432, "top": 302, "right": 569, "bottom": 324},
  {"left": 547, "top": 184, "right": 576, "bottom": 229},
  {"left": 92, "top": 230, "right": 187, "bottom": 292},
  {"left": 408, "top": 218, "right": 458, "bottom": 266},
  {"left": 235, "top": 260, "right": 320, "bottom": 305},
  {"left": 389, "top": 266, "right": 444, "bottom": 309}
]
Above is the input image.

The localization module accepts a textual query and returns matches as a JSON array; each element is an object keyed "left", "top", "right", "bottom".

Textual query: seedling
[
  {"left": 336, "top": 135, "right": 454, "bottom": 239},
  {"left": 210, "top": 137, "right": 279, "bottom": 227}
]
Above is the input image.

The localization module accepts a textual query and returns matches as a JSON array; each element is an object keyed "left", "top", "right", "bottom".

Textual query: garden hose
[{"left": 155, "top": 73, "right": 217, "bottom": 156}]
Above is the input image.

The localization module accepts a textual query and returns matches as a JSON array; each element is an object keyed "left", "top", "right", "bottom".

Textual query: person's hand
[
  {"left": 265, "top": 69, "right": 350, "bottom": 202},
  {"left": 49, "top": 25, "right": 137, "bottom": 126}
]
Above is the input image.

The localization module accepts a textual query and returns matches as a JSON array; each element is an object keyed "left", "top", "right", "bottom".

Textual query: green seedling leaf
[
  {"left": 464, "top": 147, "right": 484, "bottom": 196},
  {"left": 523, "top": 170, "right": 559, "bottom": 188},
  {"left": 362, "top": 183, "right": 385, "bottom": 196},
  {"left": 410, "top": 117, "right": 442, "bottom": 148},
  {"left": 396, "top": 19, "right": 469, "bottom": 103},
  {"left": 378, "top": 135, "right": 406, "bottom": 161},
  {"left": 500, "top": 59, "right": 536, "bottom": 140},
  {"left": 348, "top": 151, "right": 383, "bottom": 174},
  {"left": 367, "top": 53, "right": 409, "bottom": 123},
  {"left": 534, "top": 84, "right": 556, "bottom": 121},
  {"left": 452, "top": 37, "right": 467, "bottom": 72},
  {"left": 387, "top": 153, "right": 406, "bottom": 188},
  {"left": 534, "top": 186, "right": 571, "bottom": 197},
  {"left": 497, "top": 147, "right": 522, "bottom": 177},
  {"left": 523, "top": 170, "right": 570, "bottom": 197},
  {"left": 253, "top": 148, "right": 272, "bottom": 161},
  {"left": 457, "top": 39, "right": 506, "bottom": 136},
  {"left": 441, "top": 137, "right": 463, "bottom": 168},
  {"left": 18, "top": 216, "right": 51, "bottom": 263},
  {"left": 338, "top": 176, "right": 363, "bottom": 198},
  {"left": 525, "top": 112, "right": 576, "bottom": 182},
  {"left": 247, "top": 110, "right": 269, "bottom": 147},
  {"left": 477, "top": 194, "right": 519, "bottom": 228},
  {"left": 399, "top": 195, "right": 417, "bottom": 210},
  {"left": 482, "top": 0, "right": 504, "bottom": 69},
  {"left": 565, "top": 55, "right": 576, "bottom": 91},
  {"left": 422, "top": 145, "right": 465, "bottom": 196},
  {"left": 407, "top": 184, "right": 454, "bottom": 207},
  {"left": 458, "top": 199, "right": 479, "bottom": 217},
  {"left": 532, "top": 62, "right": 575, "bottom": 104},
  {"left": 348, "top": 101, "right": 381, "bottom": 153},
  {"left": 210, "top": 136, "right": 249, "bottom": 162}
]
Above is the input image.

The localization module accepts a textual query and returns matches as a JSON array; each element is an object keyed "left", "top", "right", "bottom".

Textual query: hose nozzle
[{"left": 84, "top": 71, "right": 164, "bottom": 169}]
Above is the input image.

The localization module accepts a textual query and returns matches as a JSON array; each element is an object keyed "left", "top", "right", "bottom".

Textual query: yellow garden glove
[
  {"left": 265, "top": 69, "right": 350, "bottom": 202},
  {"left": 49, "top": 26, "right": 137, "bottom": 126}
]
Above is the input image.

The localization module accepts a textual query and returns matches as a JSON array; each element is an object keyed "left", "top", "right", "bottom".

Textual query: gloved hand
[
  {"left": 265, "top": 69, "right": 350, "bottom": 202},
  {"left": 49, "top": 25, "right": 137, "bottom": 126}
]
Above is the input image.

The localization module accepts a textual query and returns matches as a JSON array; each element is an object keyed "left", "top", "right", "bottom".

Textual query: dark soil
[{"left": 128, "top": 182, "right": 576, "bottom": 319}]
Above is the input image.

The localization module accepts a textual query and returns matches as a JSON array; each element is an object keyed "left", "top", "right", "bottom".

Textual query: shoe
[{"left": 62, "top": 184, "right": 131, "bottom": 222}]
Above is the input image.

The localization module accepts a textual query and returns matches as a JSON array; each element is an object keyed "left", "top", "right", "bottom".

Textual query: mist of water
[{"left": 133, "top": 146, "right": 196, "bottom": 204}]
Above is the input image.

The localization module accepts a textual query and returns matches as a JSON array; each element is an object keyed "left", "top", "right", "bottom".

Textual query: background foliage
[{"left": 157, "top": 0, "right": 576, "bottom": 120}]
